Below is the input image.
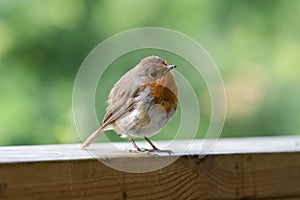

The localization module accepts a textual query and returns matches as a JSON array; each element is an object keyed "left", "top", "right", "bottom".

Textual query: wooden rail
[{"left": 1, "top": 136, "right": 300, "bottom": 199}]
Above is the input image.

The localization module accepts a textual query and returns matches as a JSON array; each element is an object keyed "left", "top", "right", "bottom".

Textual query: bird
[{"left": 80, "top": 55, "right": 178, "bottom": 154}]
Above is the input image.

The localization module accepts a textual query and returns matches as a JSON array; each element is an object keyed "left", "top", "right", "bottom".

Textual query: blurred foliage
[{"left": 0, "top": 0, "right": 299, "bottom": 145}]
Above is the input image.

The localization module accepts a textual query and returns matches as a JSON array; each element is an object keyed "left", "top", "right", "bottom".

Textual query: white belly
[{"left": 115, "top": 104, "right": 173, "bottom": 138}]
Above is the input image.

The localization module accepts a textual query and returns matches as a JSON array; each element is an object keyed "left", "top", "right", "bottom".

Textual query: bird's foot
[{"left": 129, "top": 148, "right": 173, "bottom": 155}]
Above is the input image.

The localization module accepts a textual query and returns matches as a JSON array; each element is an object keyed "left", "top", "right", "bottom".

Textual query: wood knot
[
  {"left": 0, "top": 183, "right": 7, "bottom": 192},
  {"left": 122, "top": 192, "right": 127, "bottom": 200}
]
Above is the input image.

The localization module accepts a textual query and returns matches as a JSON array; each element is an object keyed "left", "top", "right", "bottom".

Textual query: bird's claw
[{"left": 129, "top": 148, "right": 173, "bottom": 155}]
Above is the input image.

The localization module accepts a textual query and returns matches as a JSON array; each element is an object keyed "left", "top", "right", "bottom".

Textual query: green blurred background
[{"left": 0, "top": 0, "right": 299, "bottom": 146}]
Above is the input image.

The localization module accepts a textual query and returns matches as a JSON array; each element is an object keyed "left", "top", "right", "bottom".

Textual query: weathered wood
[{"left": 0, "top": 136, "right": 300, "bottom": 200}]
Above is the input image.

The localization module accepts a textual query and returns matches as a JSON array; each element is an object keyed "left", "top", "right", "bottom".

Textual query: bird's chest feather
[
  {"left": 141, "top": 83, "right": 178, "bottom": 113},
  {"left": 115, "top": 83, "right": 177, "bottom": 137}
]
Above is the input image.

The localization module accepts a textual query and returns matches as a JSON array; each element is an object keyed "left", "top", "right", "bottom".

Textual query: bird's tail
[{"left": 80, "top": 128, "right": 104, "bottom": 149}]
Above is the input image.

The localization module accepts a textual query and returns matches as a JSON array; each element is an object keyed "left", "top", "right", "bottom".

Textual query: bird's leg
[
  {"left": 128, "top": 137, "right": 143, "bottom": 152},
  {"left": 144, "top": 137, "right": 173, "bottom": 155},
  {"left": 127, "top": 136, "right": 173, "bottom": 155},
  {"left": 128, "top": 136, "right": 153, "bottom": 153},
  {"left": 144, "top": 136, "right": 159, "bottom": 150}
]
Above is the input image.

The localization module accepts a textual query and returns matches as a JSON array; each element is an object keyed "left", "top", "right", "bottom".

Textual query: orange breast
[{"left": 141, "top": 83, "right": 178, "bottom": 112}]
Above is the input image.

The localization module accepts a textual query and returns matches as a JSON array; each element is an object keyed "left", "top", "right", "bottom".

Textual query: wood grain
[{"left": 0, "top": 136, "right": 300, "bottom": 199}]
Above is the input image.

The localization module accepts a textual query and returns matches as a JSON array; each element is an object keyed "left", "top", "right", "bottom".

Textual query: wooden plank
[
  {"left": 1, "top": 136, "right": 300, "bottom": 163},
  {"left": 0, "top": 136, "right": 300, "bottom": 199}
]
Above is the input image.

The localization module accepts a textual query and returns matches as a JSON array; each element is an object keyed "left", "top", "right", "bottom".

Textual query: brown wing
[{"left": 101, "top": 84, "right": 141, "bottom": 129}]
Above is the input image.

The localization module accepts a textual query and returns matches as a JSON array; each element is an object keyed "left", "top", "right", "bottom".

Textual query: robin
[{"left": 80, "top": 55, "right": 178, "bottom": 153}]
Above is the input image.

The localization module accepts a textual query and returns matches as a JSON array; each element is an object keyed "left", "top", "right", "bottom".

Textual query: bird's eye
[{"left": 150, "top": 72, "right": 157, "bottom": 77}]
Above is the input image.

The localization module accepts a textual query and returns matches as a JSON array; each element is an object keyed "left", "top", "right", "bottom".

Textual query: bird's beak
[{"left": 166, "top": 65, "right": 176, "bottom": 71}]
